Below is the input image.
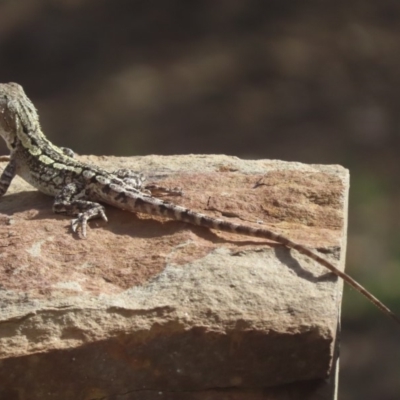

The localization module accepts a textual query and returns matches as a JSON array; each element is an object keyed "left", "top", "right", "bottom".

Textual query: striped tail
[{"left": 133, "top": 195, "right": 400, "bottom": 326}]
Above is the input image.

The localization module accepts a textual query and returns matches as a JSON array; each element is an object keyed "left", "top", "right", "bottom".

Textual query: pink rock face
[{"left": 0, "top": 155, "right": 346, "bottom": 399}]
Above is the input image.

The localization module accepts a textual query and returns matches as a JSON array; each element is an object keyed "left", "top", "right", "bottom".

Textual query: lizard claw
[
  {"left": 71, "top": 216, "right": 85, "bottom": 237},
  {"left": 71, "top": 206, "right": 108, "bottom": 237}
]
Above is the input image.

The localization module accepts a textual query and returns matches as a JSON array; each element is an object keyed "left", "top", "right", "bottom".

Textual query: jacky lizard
[{"left": 0, "top": 82, "right": 398, "bottom": 325}]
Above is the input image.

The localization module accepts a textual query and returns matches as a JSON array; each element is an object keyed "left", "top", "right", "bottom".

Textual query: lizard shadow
[
  {"left": 99, "top": 207, "right": 275, "bottom": 246},
  {"left": 0, "top": 191, "right": 54, "bottom": 216},
  {"left": 186, "top": 223, "right": 337, "bottom": 284},
  {"left": 1, "top": 193, "right": 339, "bottom": 285},
  {"left": 175, "top": 222, "right": 337, "bottom": 284},
  {"left": 108, "top": 212, "right": 336, "bottom": 284},
  {"left": 274, "top": 246, "right": 336, "bottom": 283},
  {"left": 105, "top": 208, "right": 272, "bottom": 242}
]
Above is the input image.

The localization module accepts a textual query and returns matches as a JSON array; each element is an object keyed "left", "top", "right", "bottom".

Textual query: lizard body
[{"left": 0, "top": 82, "right": 399, "bottom": 325}]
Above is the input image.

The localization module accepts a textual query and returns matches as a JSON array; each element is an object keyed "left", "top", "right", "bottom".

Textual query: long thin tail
[{"left": 133, "top": 195, "right": 400, "bottom": 326}]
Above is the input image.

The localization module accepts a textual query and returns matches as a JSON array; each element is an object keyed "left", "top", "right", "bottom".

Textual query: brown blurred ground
[{"left": 0, "top": 1, "right": 399, "bottom": 399}]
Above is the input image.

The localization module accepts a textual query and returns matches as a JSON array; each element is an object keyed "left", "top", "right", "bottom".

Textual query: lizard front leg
[
  {"left": 0, "top": 157, "right": 17, "bottom": 196},
  {"left": 53, "top": 182, "right": 107, "bottom": 237}
]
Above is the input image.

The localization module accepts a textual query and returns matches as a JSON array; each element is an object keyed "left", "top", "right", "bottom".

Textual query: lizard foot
[{"left": 71, "top": 205, "right": 108, "bottom": 238}]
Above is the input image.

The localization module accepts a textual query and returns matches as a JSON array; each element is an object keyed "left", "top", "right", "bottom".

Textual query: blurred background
[{"left": 0, "top": 0, "right": 399, "bottom": 398}]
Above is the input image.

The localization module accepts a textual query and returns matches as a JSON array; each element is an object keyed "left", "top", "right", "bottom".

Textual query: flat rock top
[{"left": 0, "top": 154, "right": 348, "bottom": 391}]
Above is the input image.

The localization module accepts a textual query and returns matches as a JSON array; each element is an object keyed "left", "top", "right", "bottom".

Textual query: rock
[{"left": 0, "top": 155, "right": 347, "bottom": 399}]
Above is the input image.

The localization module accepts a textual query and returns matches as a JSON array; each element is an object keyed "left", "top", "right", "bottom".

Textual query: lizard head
[{"left": 0, "top": 82, "right": 40, "bottom": 151}]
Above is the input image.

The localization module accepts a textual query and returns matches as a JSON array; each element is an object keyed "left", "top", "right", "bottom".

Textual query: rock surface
[{"left": 0, "top": 155, "right": 348, "bottom": 399}]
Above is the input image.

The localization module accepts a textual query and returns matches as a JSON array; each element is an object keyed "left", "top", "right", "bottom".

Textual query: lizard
[{"left": 0, "top": 82, "right": 399, "bottom": 326}]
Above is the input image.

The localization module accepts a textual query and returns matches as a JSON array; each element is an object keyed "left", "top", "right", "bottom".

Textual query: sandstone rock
[{"left": 0, "top": 155, "right": 347, "bottom": 399}]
